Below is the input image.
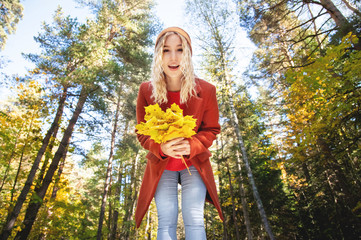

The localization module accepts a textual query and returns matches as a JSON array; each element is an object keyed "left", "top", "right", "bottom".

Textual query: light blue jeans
[{"left": 154, "top": 165, "right": 207, "bottom": 240}]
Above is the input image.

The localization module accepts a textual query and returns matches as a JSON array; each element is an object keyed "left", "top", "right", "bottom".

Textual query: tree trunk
[
  {"left": 320, "top": 0, "right": 348, "bottom": 27},
  {"left": 225, "top": 160, "right": 240, "bottom": 240},
  {"left": 122, "top": 151, "right": 140, "bottom": 239},
  {"left": 215, "top": 139, "right": 228, "bottom": 240},
  {"left": 341, "top": 0, "right": 361, "bottom": 17},
  {"left": 36, "top": 118, "right": 61, "bottom": 189},
  {"left": 14, "top": 86, "right": 88, "bottom": 240},
  {"left": 51, "top": 143, "right": 68, "bottom": 199},
  {"left": 219, "top": 43, "right": 274, "bottom": 239},
  {"left": 97, "top": 92, "right": 122, "bottom": 240},
  {"left": 110, "top": 162, "right": 123, "bottom": 240},
  {"left": 217, "top": 39, "right": 274, "bottom": 238},
  {"left": 0, "top": 85, "right": 68, "bottom": 240},
  {"left": 121, "top": 173, "right": 129, "bottom": 239},
  {"left": 228, "top": 94, "right": 275, "bottom": 240},
  {"left": 324, "top": 169, "right": 345, "bottom": 237},
  {"left": 130, "top": 153, "right": 140, "bottom": 217},
  {"left": 26, "top": 120, "right": 63, "bottom": 237},
  {"left": 235, "top": 151, "right": 253, "bottom": 240},
  {"left": 217, "top": 163, "right": 228, "bottom": 240},
  {"left": 107, "top": 178, "right": 113, "bottom": 240}
]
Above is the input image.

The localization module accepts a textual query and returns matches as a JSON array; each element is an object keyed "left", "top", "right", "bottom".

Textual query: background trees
[
  {"left": 1, "top": 0, "right": 360, "bottom": 239},
  {"left": 1, "top": 0, "right": 156, "bottom": 239},
  {"left": 236, "top": 0, "right": 361, "bottom": 239}
]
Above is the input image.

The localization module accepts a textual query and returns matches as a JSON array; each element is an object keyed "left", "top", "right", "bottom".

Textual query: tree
[
  {"left": 0, "top": 4, "right": 114, "bottom": 238},
  {"left": 282, "top": 33, "right": 361, "bottom": 238},
  {"left": 0, "top": 77, "right": 52, "bottom": 239},
  {"left": 1, "top": 0, "right": 157, "bottom": 238},
  {"left": 236, "top": 0, "right": 360, "bottom": 90},
  {"left": 0, "top": 8, "right": 86, "bottom": 238},
  {"left": 186, "top": 0, "right": 276, "bottom": 238},
  {"left": 0, "top": 0, "right": 23, "bottom": 49},
  {"left": 0, "top": 78, "right": 45, "bottom": 200},
  {"left": 96, "top": 86, "right": 122, "bottom": 240},
  {"left": 236, "top": 0, "right": 361, "bottom": 238},
  {"left": 84, "top": 0, "right": 156, "bottom": 238}
]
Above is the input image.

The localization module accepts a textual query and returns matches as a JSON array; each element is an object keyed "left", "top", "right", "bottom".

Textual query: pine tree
[
  {"left": 0, "top": 0, "right": 23, "bottom": 49},
  {"left": 186, "top": 0, "right": 275, "bottom": 238}
]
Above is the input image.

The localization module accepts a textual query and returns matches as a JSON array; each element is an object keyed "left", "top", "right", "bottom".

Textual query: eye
[
  {"left": 163, "top": 49, "right": 169, "bottom": 52},
  {"left": 177, "top": 48, "right": 183, "bottom": 52}
]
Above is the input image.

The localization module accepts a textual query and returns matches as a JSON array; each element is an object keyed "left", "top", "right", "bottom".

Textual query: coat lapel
[
  {"left": 183, "top": 95, "right": 203, "bottom": 117},
  {"left": 183, "top": 80, "right": 203, "bottom": 128}
]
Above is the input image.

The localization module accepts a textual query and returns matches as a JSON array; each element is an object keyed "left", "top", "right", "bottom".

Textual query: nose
[{"left": 170, "top": 50, "right": 177, "bottom": 61}]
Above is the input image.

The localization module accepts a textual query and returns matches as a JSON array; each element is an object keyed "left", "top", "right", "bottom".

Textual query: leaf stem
[{"left": 181, "top": 156, "right": 192, "bottom": 175}]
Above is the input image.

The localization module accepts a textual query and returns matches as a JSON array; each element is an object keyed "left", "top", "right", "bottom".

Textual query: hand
[{"left": 160, "top": 137, "right": 190, "bottom": 158}]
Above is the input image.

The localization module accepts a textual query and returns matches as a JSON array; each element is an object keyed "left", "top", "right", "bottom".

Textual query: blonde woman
[{"left": 135, "top": 27, "right": 223, "bottom": 239}]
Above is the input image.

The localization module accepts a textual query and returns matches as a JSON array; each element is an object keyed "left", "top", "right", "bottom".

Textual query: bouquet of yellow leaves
[{"left": 136, "top": 103, "right": 197, "bottom": 175}]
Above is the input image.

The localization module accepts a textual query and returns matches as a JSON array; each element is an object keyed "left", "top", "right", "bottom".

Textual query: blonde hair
[{"left": 151, "top": 32, "right": 196, "bottom": 105}]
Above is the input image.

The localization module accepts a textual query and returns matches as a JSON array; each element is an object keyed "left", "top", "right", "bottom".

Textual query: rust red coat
[{"left": 134, "top": 78, "right": 224, "bottom": 228}]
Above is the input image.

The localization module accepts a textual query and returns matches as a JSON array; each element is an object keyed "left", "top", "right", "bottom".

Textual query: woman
[{"left": 135, "top": 26, "right": 224, "bottom": 239}]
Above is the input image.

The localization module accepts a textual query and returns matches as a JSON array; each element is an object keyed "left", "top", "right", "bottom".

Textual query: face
[{"left": 161, "top": 34, "right": 183, "bottom": 82}]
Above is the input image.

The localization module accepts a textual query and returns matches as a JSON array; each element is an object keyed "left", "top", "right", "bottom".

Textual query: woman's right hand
[{"left": 160, "top": 137, "right": 190, "bottom": 158}]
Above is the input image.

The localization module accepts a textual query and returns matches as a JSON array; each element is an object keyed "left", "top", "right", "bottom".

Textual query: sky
[
  {"left": 0, "top": 0, "right": 190, "bottom": 99},
  {"left": 0, "top": 0, "right": 187, "bottom": 76},
  {"left": 0, "top": 0, "right": 255, "bottom": 99}
]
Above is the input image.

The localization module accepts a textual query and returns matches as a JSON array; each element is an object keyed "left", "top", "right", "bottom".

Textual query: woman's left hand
[{"left": 160, "top": 137, "right": 190, "bottom": 158}]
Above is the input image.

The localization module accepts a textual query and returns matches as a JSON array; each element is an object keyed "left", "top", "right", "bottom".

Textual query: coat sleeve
[
  {"left": 188, "top": 84, "right": 220, "bottom": 160},
  {"left": 136, "top": 83, "right": 165, "bottom": 161}
]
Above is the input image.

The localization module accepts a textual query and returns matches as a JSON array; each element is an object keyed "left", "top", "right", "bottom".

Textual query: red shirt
[{"left": 160, "top": 91, "right": 193, "bottom": 171}]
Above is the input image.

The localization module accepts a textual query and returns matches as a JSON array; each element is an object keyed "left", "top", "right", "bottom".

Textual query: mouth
[{"left": 168, "top": 65, "right": 180, "bottom": 71}]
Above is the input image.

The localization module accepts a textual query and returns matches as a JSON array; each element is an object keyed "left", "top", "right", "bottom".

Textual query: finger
[
  {"left": 172, "top": 145, "right": 187, "bottom": 152},
  {"left": 172, "top": 140, "right": 189, "bottom": 148},
  {"left": 173, "top": 143, "right": 190, "bottom": 152},
  {"left": 179, "top": 139, "right": 190, "bottom": 146},
  {"left": 168, "top": 137, "right": 185, "bottom": 145},
  {"left": 161, "top": 143, "right": 173, "bottom": 156},
  {"left": 176, "top": 149, "right": 190, "bottom": 156},
  {"left": 173, "top": 147, "right": 190, "bottom": 155}
]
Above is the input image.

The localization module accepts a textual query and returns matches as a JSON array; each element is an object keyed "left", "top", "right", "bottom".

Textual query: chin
[{"left": 165, "top": 73, "right": 182, "bottom": 79}]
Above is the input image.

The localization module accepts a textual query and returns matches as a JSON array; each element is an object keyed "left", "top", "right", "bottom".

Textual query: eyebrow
[{"left": 164, "top": 44, "right": 183, "bottom": 48}]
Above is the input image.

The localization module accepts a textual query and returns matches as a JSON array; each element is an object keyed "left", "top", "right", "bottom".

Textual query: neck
[{"left": 166, "top": 77, "right": 181, "bottom": 91}]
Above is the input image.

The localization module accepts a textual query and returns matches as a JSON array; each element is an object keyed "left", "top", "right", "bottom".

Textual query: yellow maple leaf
[
  {"left": 136, "top": 103, "right": 197, "bottom": 175},
  {"left": 136, "top": 103, "right": 197, "bottom": 144}
]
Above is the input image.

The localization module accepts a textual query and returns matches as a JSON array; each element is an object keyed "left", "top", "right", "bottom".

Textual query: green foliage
[
  {"left": 0, "top": 0, "right": 23, "bottom": 49},
  {"left": 280, "top": 33, "right": 361, "bottom": 238},
  {"left": 284, "top": 33, "right": 361, "bottom": 154},
  {"left": 1, "top": 0, "right": 157, "bottom": 239},
  {"left": 236, "top": 0, "right": 361, "bottom": 237},
  {"left": 0, "top": 78, "right": 45, "bottom": 205}
]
